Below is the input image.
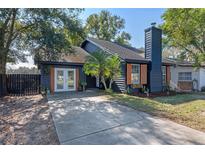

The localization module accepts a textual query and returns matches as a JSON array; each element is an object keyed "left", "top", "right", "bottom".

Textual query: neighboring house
[
  {"left": 163, "top": 58, "right": 205, "bottom": 91},
  {"left": 37, "top": 26, "right": 172, "bottom": 94}
]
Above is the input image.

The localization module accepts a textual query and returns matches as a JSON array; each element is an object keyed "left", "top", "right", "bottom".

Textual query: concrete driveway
[{"left": 48, "top": 91, "right": 205, "bottom": 145}]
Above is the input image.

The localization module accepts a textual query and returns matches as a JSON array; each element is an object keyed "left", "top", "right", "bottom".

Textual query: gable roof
[
  {"left": 87, "top": 37, "right": 148, "bottom": 62},
  {"left": 38, "top": 46, "right": 90, "bottom": 65}
]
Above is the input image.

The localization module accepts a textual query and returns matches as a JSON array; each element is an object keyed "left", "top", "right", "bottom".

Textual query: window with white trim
[
  {"left": 162, "top": 66, "right": 166, "bottom": 85},
  {"left": 131, "top": 64, "right": 140, "bottom": 84},
  {"left": 178, "top": 72, "right": 192, "bottom": 81}
]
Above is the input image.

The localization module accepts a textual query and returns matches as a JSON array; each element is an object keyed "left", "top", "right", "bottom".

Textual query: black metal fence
[{"left": 0, "top": 74, "right": 41, "bottom": 97}]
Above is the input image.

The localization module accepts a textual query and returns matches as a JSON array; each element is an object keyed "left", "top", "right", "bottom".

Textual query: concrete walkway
[{"left": 48, "top": 91, "right": 205, "bottom": 145}]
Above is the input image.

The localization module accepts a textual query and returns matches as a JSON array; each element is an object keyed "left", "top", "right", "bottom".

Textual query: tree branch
[{"left": 5, "top": 9, "right": 18, "bottom": 50}]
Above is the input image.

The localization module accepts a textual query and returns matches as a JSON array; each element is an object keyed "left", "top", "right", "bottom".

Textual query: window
[
  {"left": 131, "top": 64, "right": 140, "bottom": 84},
  {"left": 178, "top": 72, "right": 192, "bottom": 81},
  {"left": 162, "top": 66, "right": 166, "bottom": 85}
]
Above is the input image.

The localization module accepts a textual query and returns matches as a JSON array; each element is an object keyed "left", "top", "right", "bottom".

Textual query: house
[
  {"left": 38, "top": 25, "right": 172, "bottom": 94},
  {"left": 162, "top": 58, "right": 205, "bottom": 91}
]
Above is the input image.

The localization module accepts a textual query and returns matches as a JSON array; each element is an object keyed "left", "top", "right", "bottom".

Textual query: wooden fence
[
  {"left": 0, "top": 74, "right": 5, "bottom": 97},
  {"left": 0, "top": 74, "right": 41, "bottom": 96}
]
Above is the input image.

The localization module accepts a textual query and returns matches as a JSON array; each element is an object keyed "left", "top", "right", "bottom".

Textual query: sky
[{"left": 7, "top": 8, "right": 165, "bottom": 69}]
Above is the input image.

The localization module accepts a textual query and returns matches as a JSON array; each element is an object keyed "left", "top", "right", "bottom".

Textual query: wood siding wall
[
  {"left": 76, "top": 68, "right": 79, "bottom": 91},
  {"left": 166, "top": 66, "right": 171, "bottom": 84},
  {"left": 50, "top": 66, "right": 54, "bottom": 94},
  {"left": 126, "top": 64, "right": 132, "bottom": 85},
  {"left": 140, "top": 64, "right": 147, "bottom": 85}
]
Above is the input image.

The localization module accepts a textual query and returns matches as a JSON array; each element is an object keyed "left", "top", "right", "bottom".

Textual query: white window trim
[
  {"left": 162, "top": 66, "right": 166, "bottom": 85},
  {"left": 54, "top": 68, "right": 76, "bottom": 92},
  {"left": 178, "top": 72, "right": 192, "bottom": 81},
  {"left": 131, "top": 64, "right": 140, "bottom": 84}
]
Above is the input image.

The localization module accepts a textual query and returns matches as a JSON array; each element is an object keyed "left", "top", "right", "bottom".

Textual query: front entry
[
  {"left": 55, "top": 68, "right": 76, "bottom": 92},
  {"left": 86, "top": 75, "right": 96, "bottom": 89}
]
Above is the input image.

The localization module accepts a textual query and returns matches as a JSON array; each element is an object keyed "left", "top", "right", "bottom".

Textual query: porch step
[{"left": 113, "top": 77, "right": 126, "bottom": 93}]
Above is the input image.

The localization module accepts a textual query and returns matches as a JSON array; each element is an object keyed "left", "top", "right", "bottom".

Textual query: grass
[{"left": 107, "top": 93, "right": 205, "bottom": 132}]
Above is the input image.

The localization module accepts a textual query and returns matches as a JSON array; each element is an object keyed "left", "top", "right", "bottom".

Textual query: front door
[{"left": 55, "top": 68, "right": 76, "bottom": 92}]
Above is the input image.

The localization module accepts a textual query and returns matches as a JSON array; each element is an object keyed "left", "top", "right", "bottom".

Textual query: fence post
[{"left": 0, "top": 74, "right": 7, "bottom": 97}]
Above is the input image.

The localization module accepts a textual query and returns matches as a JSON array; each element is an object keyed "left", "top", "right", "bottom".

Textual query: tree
[
  {"left": 83, "top": 50, "right": 121, "bottom": 91},
  {"left": 161, "top": 9, "right": 205, "bottom": 66},
  {"left": 85, "top": 10, "right": 131, "bottom": 45},
  {"left": 115, "top": 31, "right": 131, "bottom": 46},
  {"left": 0, "top": 8, "right": 84, "bottom": 94},
  {"left": 0, "top": 8, "right": 84, "bottom": 74}
]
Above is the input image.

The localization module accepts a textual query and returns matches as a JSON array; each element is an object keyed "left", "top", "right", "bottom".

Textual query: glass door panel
[
  {"left": 56, "top": 70, "right": 64, "bottom": 90},
  {"left": 67, "top": 70, "right": 75, "bottom": 90}
]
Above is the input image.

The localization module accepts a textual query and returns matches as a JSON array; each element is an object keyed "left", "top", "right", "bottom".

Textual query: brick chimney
[{"left": 145, "top": 24, "right": 162, "bottom": 92}]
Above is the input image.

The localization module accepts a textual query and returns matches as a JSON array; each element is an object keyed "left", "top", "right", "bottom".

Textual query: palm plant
[
  {"left": 83, "top": 51, "right": 121, "bottom": 91},
  {"left": 106, "top": 54, "right": 121, "bottom": 89},
  {"left": 83, "top": 50, "right": 110, "bottom": 90}
]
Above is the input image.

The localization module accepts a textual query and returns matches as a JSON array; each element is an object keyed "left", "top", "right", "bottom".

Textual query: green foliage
[
  {"left": 83, "top": 50, "right": 109, "bottom": 78},
  {"left": 85, "top": 10, "right": 131, "bottom": 45},
  {"left": 83, "top": 50, "right": 121, "bottom": 90},
  {"left": 106, "top": 54, "right": 121, "bottom": 80},
  {"left": 161, "top": 9, "right": 205, "bottom": 67},
  {"left": 201, "top": 86, "right": 205, "bottom": 92},
  {"left": 105, "top": 89, "right": 113, "bottom": 94},
  {"left": 0, "top": 8, "right": 85, "bottom": 73},
  {"left": 115, "top": 31, "right": 131, "bottom": 46}
]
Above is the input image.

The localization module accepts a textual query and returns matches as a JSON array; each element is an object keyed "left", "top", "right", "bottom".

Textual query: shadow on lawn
[
  {"left": 0, "top": 95, "right": 59, "bottom": 145},
  {"left": 153, "top": 93, "right": 205, "bottom": 105}
]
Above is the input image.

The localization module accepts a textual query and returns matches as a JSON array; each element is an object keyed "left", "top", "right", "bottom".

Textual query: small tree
[
  {"left": 83, "top": 51, "right": 110, "bottom": 90},
  {"left": 83, "top": 51, "right": 121, "bottom": 91},
  {"left": 106, "top": 54, "right": 121, "bottom": 89}
]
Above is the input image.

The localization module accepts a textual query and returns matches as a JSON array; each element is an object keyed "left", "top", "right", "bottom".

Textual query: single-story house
[
  {"left": 162, "top": 58, "right": 205, "bottom": 91},
  {"left": 38, "top": 26, "right": 173, "bottom": 94}
]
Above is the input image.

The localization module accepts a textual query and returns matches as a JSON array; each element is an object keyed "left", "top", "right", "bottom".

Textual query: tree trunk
[
  {"left": 0, "top": 51, "right": 7, "bottom": 96},
  {"left": 109, "top": 79, "right": 113, "bottom": 89},
  {"left": 101, "top": 76, "right": 108, "bottom": 90}
]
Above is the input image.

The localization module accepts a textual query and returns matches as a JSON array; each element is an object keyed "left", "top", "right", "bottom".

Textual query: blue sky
[
  {"left": 81, "top": 8, "right": 165, "bottom": 48},
  {"left": 8, "top": 8, "right": 166, "bottom": 68}
]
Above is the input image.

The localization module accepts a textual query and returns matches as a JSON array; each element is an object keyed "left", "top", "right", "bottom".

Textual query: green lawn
[{"left": 107, "top": 93, "right": 205, "bottom": 132}]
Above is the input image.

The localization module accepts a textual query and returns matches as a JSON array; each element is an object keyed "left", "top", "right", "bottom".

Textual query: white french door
[{"left": 55, "top": 68, "right": 76, "bottom": 92}]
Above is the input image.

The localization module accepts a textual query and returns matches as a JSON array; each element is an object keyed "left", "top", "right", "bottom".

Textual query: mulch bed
[
  {"left": 131, "top": 91, "right": 176, "bottom": 98},
  {"left": 0, "top": 95, "right": 59, "bottom": 145}
]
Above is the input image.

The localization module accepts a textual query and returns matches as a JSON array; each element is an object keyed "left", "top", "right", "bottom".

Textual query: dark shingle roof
[
  {"left": 87, "top": 38, "right": 148, "bottom": 62},
  {"left": 60, "top": 46, "right": 90, "bottom": 63},
  {"left": 38, "top": 46, "right": 90, "bottom": 65}
]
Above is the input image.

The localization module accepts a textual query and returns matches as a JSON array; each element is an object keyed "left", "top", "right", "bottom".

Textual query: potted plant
[
  {"left": 78, "top": 81, "right": 83, "bottom": 91},
  {"left": 165, "top": 84, "right": 170, "bottom": 95},
  {"left": 145, "top": 88, "right": 150, "bottom": 97},
  {"left": 41, "top": 86, "right": 47, "bottom": 96},
  {"left": 80, "top": 81, "right": 87, "bottom": 91}
]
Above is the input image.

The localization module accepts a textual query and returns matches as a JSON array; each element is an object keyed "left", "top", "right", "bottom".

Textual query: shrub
[{"left": 201, "top": 86, "right": 205, "bottom": 92}]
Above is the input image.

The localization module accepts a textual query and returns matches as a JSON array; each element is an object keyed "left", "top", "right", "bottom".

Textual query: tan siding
[
  {"left": 50, "top": 66, "right": 54, "bottom": 94},
  {"left": 140, "top": 64, "right": 147, "bottom": 85},
  {"left": 127, "top": 64, "right": 132, "bottom": 85}
]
